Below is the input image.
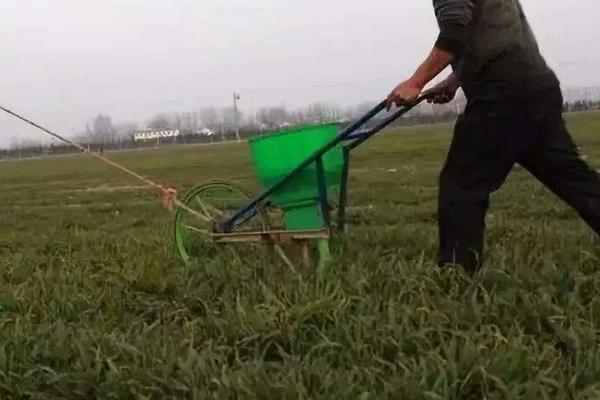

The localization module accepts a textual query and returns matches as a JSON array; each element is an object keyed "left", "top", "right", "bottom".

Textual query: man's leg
[
  {"left": 518, "top": 101, "right": 600, "bottom": 233},
  {"left": 438, "top": 100, "right": 534, "bottom": 274}
]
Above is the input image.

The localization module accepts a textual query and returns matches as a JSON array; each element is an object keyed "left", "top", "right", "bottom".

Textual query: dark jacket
[{"left": 432, "top": 0, "right": 559, "bottom": 99}]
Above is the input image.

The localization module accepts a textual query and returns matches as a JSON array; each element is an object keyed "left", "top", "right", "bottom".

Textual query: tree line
[
  {"left": 2, "top": 96, "right": 599, "bottom": 161},
  {"left": 564, "top": 100, "right": 600, "bottom": 113}
]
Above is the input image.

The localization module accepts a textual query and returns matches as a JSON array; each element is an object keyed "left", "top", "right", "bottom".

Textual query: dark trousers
[{"left": 438, "top": 86, "right": 600, "bottom": 273}]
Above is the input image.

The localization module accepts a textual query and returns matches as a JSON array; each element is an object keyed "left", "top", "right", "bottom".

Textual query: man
[{"left": 386, "top": 0, "right": 600, "bottom": 274}]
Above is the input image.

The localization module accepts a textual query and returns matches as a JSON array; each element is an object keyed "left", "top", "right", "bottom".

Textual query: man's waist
[{"left": 461, "top": 69, "right": 559, "bottom": 100}]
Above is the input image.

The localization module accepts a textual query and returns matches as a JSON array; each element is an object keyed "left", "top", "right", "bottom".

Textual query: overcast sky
[{"left": 1, "top": 0, "right": 599, "bottom": 146}]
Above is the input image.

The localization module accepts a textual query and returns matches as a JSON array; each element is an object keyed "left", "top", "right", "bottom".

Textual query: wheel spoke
[
  {"left": 174, "top": 182, "right": 270, "bottom": 265},
  {"left": 191, "top": 197, "right": 213, "bottom": 220},
  {"left": 204, "top": 202, "right": 225, "bottom": 217},
  {"left": 183, "top": 224, "right": 212, "bottom": 237}
]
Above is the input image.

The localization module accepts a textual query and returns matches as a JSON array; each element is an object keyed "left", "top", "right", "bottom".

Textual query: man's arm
[
  {"left": 386, "top": 0, "right": 474, "bottom": 109},
  {"left": 433, "top": 0, "right": 475, "bottom": 57},
  {"left": 413, "top": 47, "right": 457, "bottom": 91}
]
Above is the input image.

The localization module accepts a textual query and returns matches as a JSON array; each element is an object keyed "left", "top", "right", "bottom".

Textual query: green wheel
[{"left": 173, "top": 181, "right": 269, "bottom": 265}]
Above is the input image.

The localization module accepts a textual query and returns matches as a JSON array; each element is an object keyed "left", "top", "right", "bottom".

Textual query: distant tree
[
  {"left": 114, "top": 122, "right": 138, "bottom": 137},
  {"left": 199, "top": 108, "right": 219, "bottom": 130},
  {"left": 172, "top": 113, "right": 183, "bottom": 129},
  {"left": 91, "top": 114, "right": 117, "bottom": 145},
  {"left": 353, "top": 102, "right": 379, "bottom": 118},
  {"left": 191, "top": 112, "right": 199, "bottom": 130},
  {"left": 304, "top": 102, "right": 341, "bottom": 124},
  {"left": 113, "top": 122, "right": 138, "bottom": 146},
  {"left": 180, "top": 112, "right": 198, "bottom": 131},
  {"left": 146, "top": 113, "right": 171, "bottom": 130},
  {"left": 256, "top": 106, "right": 290, "bottom": 130},
  {"left": 305, "top": 102, "right": 326, "bottom": 123},
  {"left": 9, "top": 136, "right": 21, "bottom": 151},
  {"left": 289, "top": 109, "right": 309, "bottom": 125},
  {"left": 220, "top": 107, "right": 237, "bottom": 128}
]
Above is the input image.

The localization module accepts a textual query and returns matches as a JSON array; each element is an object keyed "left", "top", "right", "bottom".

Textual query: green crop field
[{"left": 1, "top": 111, "right": 600, "bottom": 399}]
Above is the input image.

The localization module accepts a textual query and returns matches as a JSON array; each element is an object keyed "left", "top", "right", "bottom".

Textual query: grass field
[{"left": 1, "top": 111, "right": 600, "bottom": 399}]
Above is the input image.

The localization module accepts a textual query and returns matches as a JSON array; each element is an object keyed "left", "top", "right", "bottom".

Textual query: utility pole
[{"left": 233, "top": 92, "right": 241, "bottom": 142}]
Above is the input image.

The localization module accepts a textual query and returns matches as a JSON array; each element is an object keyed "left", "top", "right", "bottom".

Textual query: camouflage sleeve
[{"left": 432, "top": 0, "right": 475, "bottom": 56}]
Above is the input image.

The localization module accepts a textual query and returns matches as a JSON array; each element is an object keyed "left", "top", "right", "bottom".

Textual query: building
[{"left": 133, "top": 129, "right": 180, "bottom": 143}]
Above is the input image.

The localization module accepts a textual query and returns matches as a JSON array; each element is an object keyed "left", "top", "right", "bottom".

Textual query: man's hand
[
  {"left": 426, "top": 74, "right": 461, "bottom": 104},
  {"left": 386, "top": 79, "right": 423, "bottom": 111},
  {"left": 385, "top": 46, "right": 456, "bottom": 111}
]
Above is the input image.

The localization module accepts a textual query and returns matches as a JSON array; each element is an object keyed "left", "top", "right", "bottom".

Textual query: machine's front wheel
[{"left": 173, "top": 181, "right": 269, "bottom": 265}]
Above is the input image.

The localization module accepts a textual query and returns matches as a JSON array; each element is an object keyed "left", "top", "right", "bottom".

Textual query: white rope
[{"left": 0, "top": 105, "right": 211, "bottom": 223}]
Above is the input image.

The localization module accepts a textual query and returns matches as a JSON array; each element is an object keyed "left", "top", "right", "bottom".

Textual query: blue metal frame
[
  {"left": 315, "top": 156, "right": 331, "bottom": 227},
  {"left": 219, "top": 95, "right": 431, "bottom": 233},
  {"left": 337, "top": 148, "right": 351, "bottom": 232}
]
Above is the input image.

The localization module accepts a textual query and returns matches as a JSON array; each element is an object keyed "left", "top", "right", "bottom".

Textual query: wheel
[{"left": 173, "top": 181, "right": 270, "bottom": 265}]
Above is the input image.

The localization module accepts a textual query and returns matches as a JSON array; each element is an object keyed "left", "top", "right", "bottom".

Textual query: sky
[{"left": 1, "top": 0, "right": 599, "bottom": 147}]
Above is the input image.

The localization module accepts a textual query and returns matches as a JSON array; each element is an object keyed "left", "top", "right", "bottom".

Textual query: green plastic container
[{"left": 249, "top": 123, "right": 343, "bottom": 230}]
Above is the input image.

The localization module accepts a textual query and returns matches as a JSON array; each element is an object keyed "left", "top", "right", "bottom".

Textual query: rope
[{"left": 0, "top": 105, "right": 212, "bottom": 223}]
